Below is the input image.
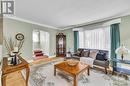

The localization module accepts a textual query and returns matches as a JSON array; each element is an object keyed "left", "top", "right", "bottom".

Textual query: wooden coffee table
[{"left": 54, "top": 61, "right": 90, "bottom": 86}]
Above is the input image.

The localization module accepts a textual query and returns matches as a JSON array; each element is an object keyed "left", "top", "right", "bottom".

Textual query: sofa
[{"left": 73, "top": 48, "right": 109, "bottom": 74}]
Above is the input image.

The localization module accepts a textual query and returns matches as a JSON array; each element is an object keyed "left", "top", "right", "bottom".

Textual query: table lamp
[{"left": 115, "top": 45, "right": 130, "bottom": 60}]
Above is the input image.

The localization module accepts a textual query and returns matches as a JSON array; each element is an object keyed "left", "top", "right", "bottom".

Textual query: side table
[
  {"left": 1, "top": 56, "right": 30, "bottom": 86},
  {"left": 112, "top": 59, "right": 130, "bottom": 79}
]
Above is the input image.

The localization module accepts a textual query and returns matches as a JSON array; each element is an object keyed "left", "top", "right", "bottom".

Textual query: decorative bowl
[{"left": 67, "top": 59, "right": 79, "bottom": 67}]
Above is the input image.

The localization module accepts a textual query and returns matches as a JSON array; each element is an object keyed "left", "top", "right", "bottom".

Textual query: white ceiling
[{"left": 13, "top": 0, "right": 130, "bottom": 29}]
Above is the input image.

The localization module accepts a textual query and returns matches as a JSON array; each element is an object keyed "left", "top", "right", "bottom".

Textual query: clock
[{"left": 15, "top": 33, "right": 24, "bottom": 41}]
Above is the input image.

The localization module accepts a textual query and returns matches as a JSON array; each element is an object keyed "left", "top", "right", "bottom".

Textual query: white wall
[
  {"left": 63, "top": 29, "right": 74, "bottom": 52},
  {"left": 0, "top": 14, "right": 3, "bottom": 62},
  {"left": 0, "top": 45, "right": 2, "bottom": 62},
  {"left": 120, "top": 15, "right": 130, "bottom": 60},
  {"left": 3, "top": 18, "right": 59, "bottom": 60}
]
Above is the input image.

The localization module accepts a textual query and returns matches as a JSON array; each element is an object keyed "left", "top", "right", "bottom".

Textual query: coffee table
[{"left": 54, "top": 61, "right": 90, "bottom": 86}]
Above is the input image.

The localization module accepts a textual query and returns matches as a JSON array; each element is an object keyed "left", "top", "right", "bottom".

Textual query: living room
[{"left": 0, "top": 0, "right": 130, "bottom": 86}]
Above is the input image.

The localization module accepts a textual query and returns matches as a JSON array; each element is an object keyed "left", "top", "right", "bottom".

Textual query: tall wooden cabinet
[{"left": 56, "top": 33, "right": 66, "bottom": 57}]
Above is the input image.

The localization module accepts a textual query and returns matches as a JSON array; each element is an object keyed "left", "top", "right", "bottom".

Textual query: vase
[
  {"left": 13, "top": 54, "right": 17, "bottom": 65},
  {"left": 10, "top": 57, "right": 14, "bottom": 64}
]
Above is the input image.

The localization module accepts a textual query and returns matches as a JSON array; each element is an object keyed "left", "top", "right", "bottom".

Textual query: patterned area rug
[{"left": 28, "top": 61, "right": 130, "bottom": 86}]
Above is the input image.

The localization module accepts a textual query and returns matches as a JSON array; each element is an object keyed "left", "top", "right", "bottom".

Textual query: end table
[{"left": 1, "top": 56, "right": 30, "bottom": 86}]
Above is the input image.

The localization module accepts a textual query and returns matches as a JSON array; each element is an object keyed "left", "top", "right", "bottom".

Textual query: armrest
[
  {"left": 104, "top": 60, "right": 109, "bottom": 67},
  {"left": 94, "top": 59, "right": 109, "bottom": 67},
  {"left": 73, "top": 53, "right": 78, "bottom": 56},
  {"left": 72, "top": 53, "right": 78, "bottom": 56}
]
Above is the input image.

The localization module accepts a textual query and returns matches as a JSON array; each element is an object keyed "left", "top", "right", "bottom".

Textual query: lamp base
[{"left": 121, "top": 54, "right": 124, "bottom": 60}]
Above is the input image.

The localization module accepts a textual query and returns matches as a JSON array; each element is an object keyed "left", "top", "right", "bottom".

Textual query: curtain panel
[
  {"left": 74, "top": 31, "right": 79, "bottom": 52},
  {"left": 110, "top": 23, "right": 120, "bottom": 70},
  {"left": 40, "top": 31, "right": 50, "bottom": 55}
]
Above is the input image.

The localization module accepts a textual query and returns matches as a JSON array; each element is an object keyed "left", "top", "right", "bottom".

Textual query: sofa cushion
[
  {"left": 93, "top": 60, "right": 109, "bottom": 67},
  {"left": 99, "top": 50, "right": 109, "bottom": 60},
  {"left": 89, "top": 50, "right": 98, "bottom": 59},
  {"left": 96, "top": 53, "right": 106, "bottom": 61},
  {"left": 80, "top": 57, "right": 94, "bottom": 67}
]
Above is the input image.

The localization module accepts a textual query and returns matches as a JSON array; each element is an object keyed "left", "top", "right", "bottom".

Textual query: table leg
[
  {"left": 74, "top": 75, "right": 78, "bottom": 86},
  {"left": 1, "top": 75, "right": 6, "bottom": 86},
  {"left": 54, "top": 66, "right": 56, "bottom": 76},
  {"left": 112, "top": 69, "right": 115, "bottom": 75},
  {"left": 105, "top": 67, "right": 107, "bottom": 74},
  {"left": 87, "top": 67, "right": 90, "bottom": 76},
  {"left": 26, "top": 67, "right": 30, "bottom": 86}
]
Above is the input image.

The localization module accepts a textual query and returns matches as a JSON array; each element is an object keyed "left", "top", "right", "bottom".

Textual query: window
[
  {"left": 33, "top": 31, "right": 40, "bottom": 51},
  {"left": 33, "top": 30, "right": 50, "bottom": 55},
  {"left": 79, "top": 26, "right": 110, "bottom": 50},
  {"left": 33, "top": 31, "right": 40, "bottom": 42}
]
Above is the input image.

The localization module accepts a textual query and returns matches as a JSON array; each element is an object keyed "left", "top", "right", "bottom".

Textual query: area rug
[{"left": 26, "top": 61, "right": 130, "bottom": 86}]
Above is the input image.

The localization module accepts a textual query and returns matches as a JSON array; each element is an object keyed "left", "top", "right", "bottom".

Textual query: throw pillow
[
  {"left": 76, "top": 50, "right": 81, "bottom": 56},
  {"left": 96, "top": 53, "right": 106, "bottom": 61},
  {"left": 89, "top": 50, "right": 98, "bottom": 59},
  {"left": 81, "top": 50, "right": 89, "bottom": 57}
]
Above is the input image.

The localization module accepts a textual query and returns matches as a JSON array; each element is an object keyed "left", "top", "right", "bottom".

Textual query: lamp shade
[{"left": 115, "top": 45, "right": 130, "bottom": 57}]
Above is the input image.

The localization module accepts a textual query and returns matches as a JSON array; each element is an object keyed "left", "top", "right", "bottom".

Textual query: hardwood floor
[
  {"left": 30, "top": 57, "right": 62, "bottom": 66},
  {"left": 1, "top": 57, "right": 62, "bottom": 86},
  {"left": 6, "top": 71, "right": 25, "bottom": 86}
]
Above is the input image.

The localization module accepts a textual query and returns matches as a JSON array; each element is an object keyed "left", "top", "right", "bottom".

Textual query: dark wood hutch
[{"left": 56, "top": 33, "right": 66, "bottom": 57}]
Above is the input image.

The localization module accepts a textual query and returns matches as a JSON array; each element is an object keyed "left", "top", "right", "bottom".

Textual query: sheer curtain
[
  {"left": 79, "top": 26, "right": 110, "bottom": 50},
  {"left": 40, "top": 31, "right": 50, "bottom": 55}
]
